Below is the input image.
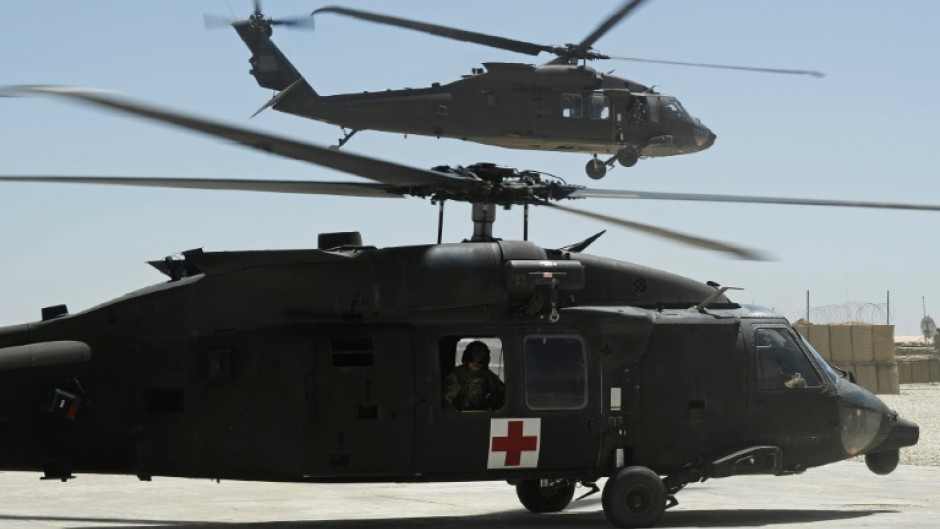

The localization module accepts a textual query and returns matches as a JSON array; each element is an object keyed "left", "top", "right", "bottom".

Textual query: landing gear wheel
[
  {"left": 616, "top": 147, "right": 639, "bottom": 167},
  {"left": 586, "top": 158, "right": 607, "bottom": 179},
  {"left": 602, "top": 466, "right": 666, "bottom": 528},
  {"left": 516, "top": 479, "right": 576, "bottom": 513}
]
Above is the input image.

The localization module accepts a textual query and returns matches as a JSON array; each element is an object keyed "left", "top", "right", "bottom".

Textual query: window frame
[
  {"left": 523, "top": 334, "right": 589, "bottom": 411},
  {"left": 753, "top": 326, "right": 824, "bottom": 390},
  {"left": 439, "top": 336, "right": 506, "bottom": 413},
  {"left": 560, "top": 93, "right": 584, "bottom": 119},
  {"left": 589, "top": 93, "right": 611, "bottom": 120}
]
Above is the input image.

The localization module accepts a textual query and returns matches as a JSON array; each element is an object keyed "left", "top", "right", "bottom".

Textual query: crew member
[{"left": 443, "top": 341, "right": 505, "bottom": 412}]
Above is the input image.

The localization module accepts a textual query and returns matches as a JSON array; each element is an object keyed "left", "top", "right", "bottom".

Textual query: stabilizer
[
  {"left": 251, "top": 78, "right": 304, "bottom": 118},
  {"left": 232, "top": 20, "right": 317, "bottom": 97}
]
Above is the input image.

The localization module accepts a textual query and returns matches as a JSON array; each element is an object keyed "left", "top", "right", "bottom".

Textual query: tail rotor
[{"left": 204, "top": 0, "right": 315, "bottom": 35}]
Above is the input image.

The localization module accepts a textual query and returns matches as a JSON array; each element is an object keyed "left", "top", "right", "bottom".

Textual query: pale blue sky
[{"left": 3, "top": 1, "right": 939, "bottom": 335}]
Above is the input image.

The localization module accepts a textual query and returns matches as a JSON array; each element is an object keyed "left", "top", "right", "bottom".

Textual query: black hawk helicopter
[
  {"left": 0, "top": 86, "right": 925, "bottom": 528},
  {"left": 217, "top": 0, "right": 822, "bottom": 180}
]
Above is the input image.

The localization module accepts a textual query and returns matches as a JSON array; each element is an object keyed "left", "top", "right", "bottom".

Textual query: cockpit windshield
[
  {"left": 800, "top": 335, "right": 843, "bottom": 384},
  {"left": 657, "top": 96, "right": 691, "bottom": 122},
  {"left": 755, "top": 328, "right": 822, "bottom": 389}
]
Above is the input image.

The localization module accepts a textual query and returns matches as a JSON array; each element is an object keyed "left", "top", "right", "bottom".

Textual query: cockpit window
[
  {"left": 659, "top": 97, "right": 690, "bottom": 122},
  {"left": 589, "top": 93, "right": 610, "bottom": 120},
  {"left": 754, "top": 328, "right": 822, "bottom": 389}
]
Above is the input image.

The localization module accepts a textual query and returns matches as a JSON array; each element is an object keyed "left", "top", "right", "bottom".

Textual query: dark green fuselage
[{"left": 0, "top": 240, "right": 916, "bottom": 485}]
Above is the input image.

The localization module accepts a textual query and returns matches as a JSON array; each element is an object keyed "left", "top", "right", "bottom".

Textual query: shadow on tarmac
[{"left": 0, "top": 507, "right": 890, "bottom": 528}]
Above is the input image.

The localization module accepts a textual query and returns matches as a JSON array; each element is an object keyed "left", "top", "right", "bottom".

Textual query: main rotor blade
[
  {"left": 608, "top": 56, "right": 824, "bottom": 77},
  {"left": 0, "top": 86, "right": 466, "bottom": 190},
  {"left": 578, "top": 0, "right": 649, "bottom": 52},
  {"left": 0, "top": 176, "right": 404, "bottom": 198},
  {"left": 312, "top": 6, "right": 552, "bottom": 56},
  {"left": 569, "top": 188, "right": 940, "bottom": 212},
  {"left": 544, "top": 202, "right": 768, "bottom": 260}
]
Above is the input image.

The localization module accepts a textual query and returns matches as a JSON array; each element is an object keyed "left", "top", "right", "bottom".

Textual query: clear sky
[{"left": 2, "top": 1, "right": 939, "bottom": 335}]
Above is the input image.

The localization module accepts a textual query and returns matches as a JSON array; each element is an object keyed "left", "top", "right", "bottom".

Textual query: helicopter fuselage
[
  {"left": 235, "top": 23, "right": 715, "bottom": 178},
  {"left": 0, "top": 239, "right": 916, "bottom": 488},
  {"left": 277, "top": 63, "right": 715, "bottom": 157}
]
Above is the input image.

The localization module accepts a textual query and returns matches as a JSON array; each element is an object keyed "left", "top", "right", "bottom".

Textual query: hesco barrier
[
  {"left": 897, "top": 356, "right": 940, "bottom": 384},
  {"left": 794, "top": 324, "right": 896, "bottom": 363},
  {"left": 872, "top": 325, "right": 895, "bottom": 361},
  {"left": 828, "top": 325, "right": 854, "bottom": 364},
  {"left": 808, "top": 325, "right": 831, "bottom": 356},
  {"left": 832, "top": 361, "right": 900, "bottom": 395},
  {"left": 794, "top": 324, "right": 899, "bottom": 394}
]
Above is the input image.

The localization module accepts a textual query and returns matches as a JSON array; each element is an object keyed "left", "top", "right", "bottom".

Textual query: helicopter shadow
[
  {"left": 657, "top": 508, "right": 891, "bottom": 528},
  {"left": 0, "top": 507, "right": 891, "bottom": 529}
]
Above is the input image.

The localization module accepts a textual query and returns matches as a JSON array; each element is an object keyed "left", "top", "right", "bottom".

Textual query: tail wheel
[
  {"left": 515, "top": 479, "right": 576, "bottom": 513},
  {"left": 602, "top": 466, "right": 666, "bottom": 528}
]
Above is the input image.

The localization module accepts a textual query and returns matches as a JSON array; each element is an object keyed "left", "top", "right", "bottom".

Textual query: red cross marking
[{"left": 491, "top": 420, "right": 538, "bottom": 466}]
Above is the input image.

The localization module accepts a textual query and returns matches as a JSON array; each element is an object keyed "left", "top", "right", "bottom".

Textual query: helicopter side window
[
  {"left": 440, "top": 337, "right": 505, "bottom": 413},
  {"left": 754, "top": 328, "right": 822, "bottom": 390},
  {"left": 524, "top": 335, "right": 587, "bottom": 410},
  {"left": 561, "top": 93, "right": 583, "bottom": 119},
  {"left": 589, "top": 93, "right": 610, "bottom": 120}
]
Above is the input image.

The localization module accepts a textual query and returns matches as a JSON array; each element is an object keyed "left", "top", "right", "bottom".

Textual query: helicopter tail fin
[{"left": 233, "top": 22, "right": 319, "bottom": 98}]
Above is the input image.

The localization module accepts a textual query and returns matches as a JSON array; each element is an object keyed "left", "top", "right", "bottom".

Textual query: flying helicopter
[
  {"left": 216, "top": 0, "right": 822, "bottom": 180},
  {"left": 0, "top": 86, "right": 928, "bottom": 528}
]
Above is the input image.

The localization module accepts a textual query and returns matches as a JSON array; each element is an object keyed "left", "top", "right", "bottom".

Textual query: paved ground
[{"left": 0, "top": 460, "right": 937, "bottom": 529}]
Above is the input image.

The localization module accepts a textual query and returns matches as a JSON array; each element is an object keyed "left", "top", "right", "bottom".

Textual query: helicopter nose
[
  {"left": 868, "top": 413, "right": 920, "bottom": 456},
  {"left": 837, "top": 383, "right": 919, "bottom": 468},
  {"left": 694, "top": 125, "right": 716, "bottom": 149}
]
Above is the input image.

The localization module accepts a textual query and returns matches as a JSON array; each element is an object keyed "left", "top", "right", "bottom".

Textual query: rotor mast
[{"left": 470, "top": 202, "right": 497, "bottom": 242}]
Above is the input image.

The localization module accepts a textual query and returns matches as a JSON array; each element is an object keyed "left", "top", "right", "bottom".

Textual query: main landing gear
[
  {"left": 515, "top": 478, "right": 577, "bottom": 512},
  {"left": 602, "top": 466, "right": 670, "bottom": 528},
  {"left": 585, "top": 146, "right": 640, "bottom": 180},
  {"left": 585, "top": 157, "right": 608, "bottom": 180},
  {"left": 514, "top": 467, "right": 675, "bottom": 527}
]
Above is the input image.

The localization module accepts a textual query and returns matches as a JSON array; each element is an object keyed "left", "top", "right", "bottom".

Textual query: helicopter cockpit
[
  {"left": 655, "top": 96, "right": 693, "bottom": 123},
  {"left": 631, "top": 95, "right": 695, "bottom": 124},
  {"left": 755, "top": 327, "right": 823, "bottom": 389}
]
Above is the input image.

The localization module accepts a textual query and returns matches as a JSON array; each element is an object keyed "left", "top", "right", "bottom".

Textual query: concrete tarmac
[{"left": 0, "top": 461, "right": 937, "bottom": 528}]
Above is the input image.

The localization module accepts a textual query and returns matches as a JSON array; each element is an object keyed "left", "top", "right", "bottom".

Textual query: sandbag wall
[{"left": 793, "top": 324, "right": 899, "bottom": 394}]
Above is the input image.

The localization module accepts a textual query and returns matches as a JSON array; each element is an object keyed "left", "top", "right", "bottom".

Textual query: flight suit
[{"left": 443, "top": 365, "right": 505, "bottom": 412}]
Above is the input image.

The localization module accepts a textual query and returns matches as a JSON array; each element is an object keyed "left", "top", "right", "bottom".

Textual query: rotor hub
[{"left": 426, "top": 164, "right": 580, "bottom": 207}]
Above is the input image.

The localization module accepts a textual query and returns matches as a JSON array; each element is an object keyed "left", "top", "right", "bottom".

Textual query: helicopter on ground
[
  {"left": 0, "top": 86, "right": 926, "bottom": 528},
  {"left": 217, "top": 0, "right": 822, "bottom": 180}
]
